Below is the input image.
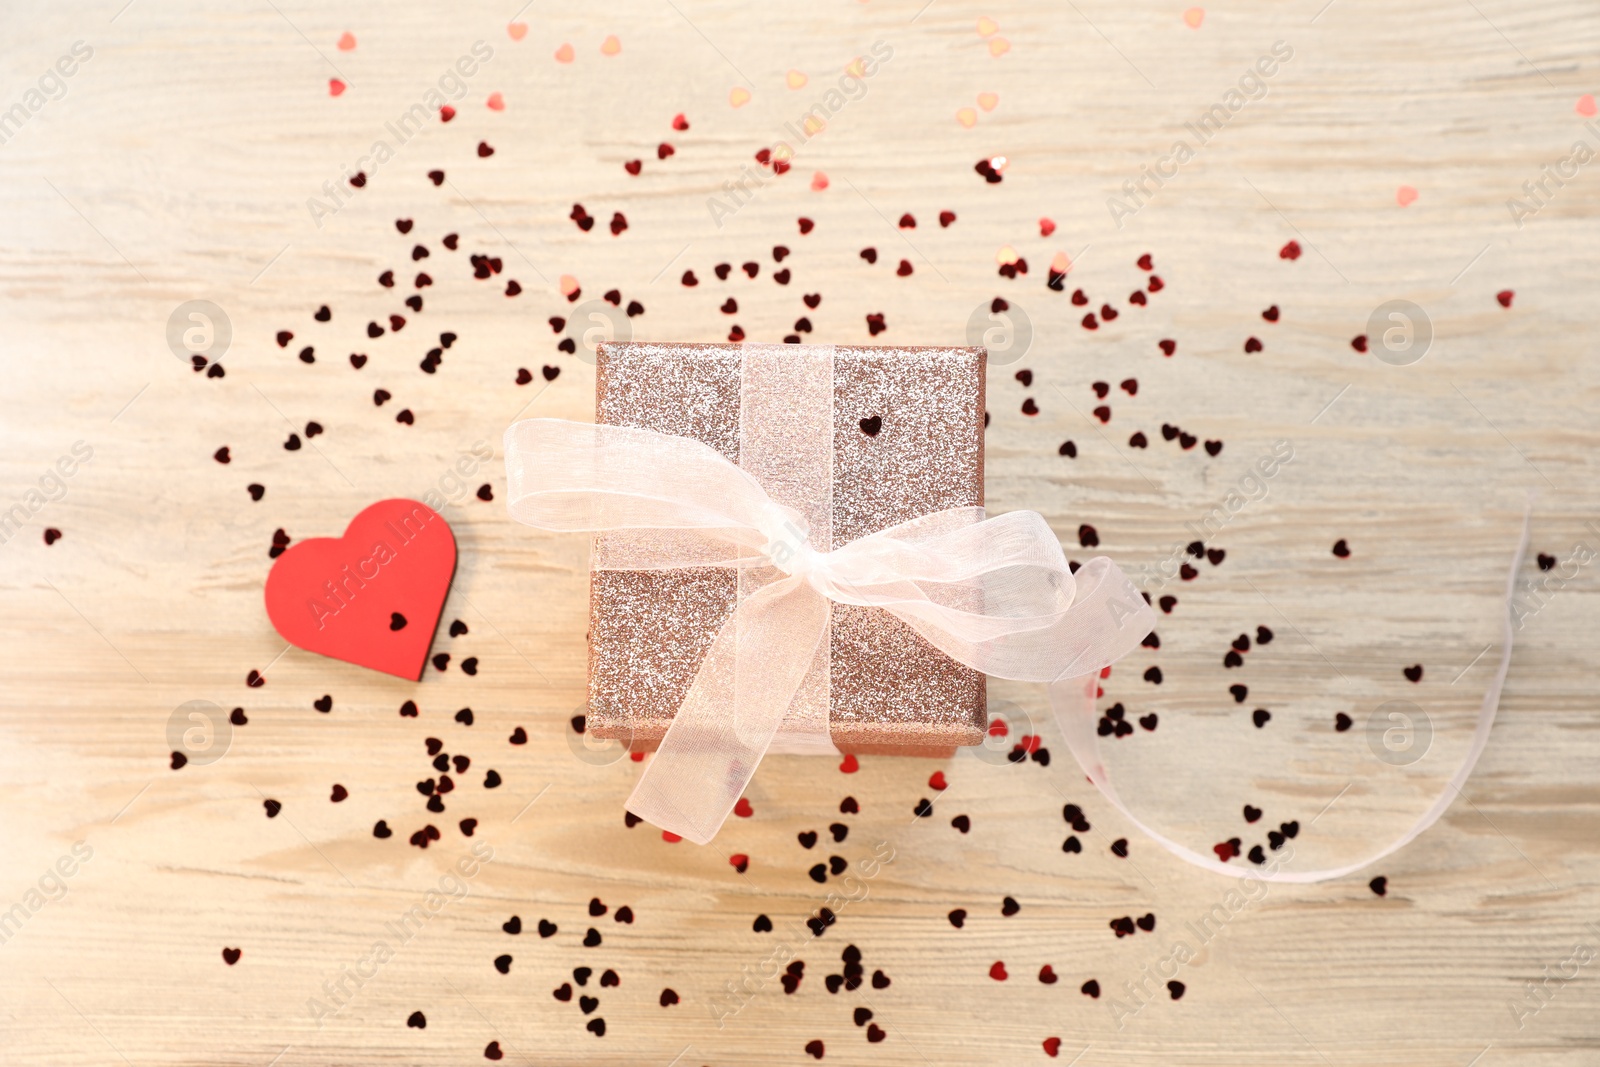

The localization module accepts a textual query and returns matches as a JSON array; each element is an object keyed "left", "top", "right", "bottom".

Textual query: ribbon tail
[
  {"left": 1053, "top": 499, "right": 1533, "bottom": 883},
  {"left": 626, "top": 577, "right": 831, "bottom": 844}
]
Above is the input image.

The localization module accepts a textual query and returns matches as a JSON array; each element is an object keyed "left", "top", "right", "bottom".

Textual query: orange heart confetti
[
  {"left": 811, "top": 171, "right": 829, "bottom": 191},
  {"left": 328, "top": 78, "right": 346, "bottom": 97},
  {"left": 507, "top": 22, "right": 528, "bottom": 41},
  {"left": 559, "top": 274, "right": 580, "bottom": 297},
  {"left": 956, "top": 107, "right": 977, "bottom": 128},
  {"left": 336, "top": 32, "right": 356, "bottom": 51},
  {"left": 1183, "top": 7, "right": 1205, "bottom": 27},
  {"left": 554, "top": 43, "right": 575, "bottom": 63},
  {"left": 786, "top": 69, "right": 808, "bottom": 89},
  {"left": 1039, "top": 217, "right": 1056, "bottom": 237},
  {"left": 1396, "top": 185, "right": 1418, "bottom": 207},
  {"left": 486, "top": 92, "right": 505, "bottom": 111},
  {"left": 729, "top": 86, "right": 752, "bottom": 107},
  {"left": 1050, "top": 251, "right": 1072, "bottom": 274},
  {"left": 977, "top": 16, "right": 999, "bottom": 36},
  {"left": 1578, "top": 94, "right": 1597, "bottom": 117},
  {"left": 996, "top": 244, "right": 1019, "bottom": 266},
  {"left": 600, "top": 35, "right": 621, "bottom": 56},
  {"left": 844, "top": 57, "right": 866, "bottom": 79},
  {"left": 977, "top": 92, "right": 999, "bottom": 111},
  {"left": 988, "top": 36, "right": 1011, "bottom": 57}
]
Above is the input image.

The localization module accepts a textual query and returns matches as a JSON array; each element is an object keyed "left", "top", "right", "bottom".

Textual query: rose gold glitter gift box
[{"left": 586, "top": 341, "right": 988, "bottom": 756}]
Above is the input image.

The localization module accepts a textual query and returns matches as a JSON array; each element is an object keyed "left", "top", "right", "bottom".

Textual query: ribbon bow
[
  {"left": 505, "top": 409, "right": 1532, "bottom": 883},
  {"left": 504, "top": 417, "right": 1156, "bottom": 844}
]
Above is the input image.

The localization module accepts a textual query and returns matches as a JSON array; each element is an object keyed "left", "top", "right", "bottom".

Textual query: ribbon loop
[{"left": 505, "top": 415, "right": 1531, "bottom": 882}]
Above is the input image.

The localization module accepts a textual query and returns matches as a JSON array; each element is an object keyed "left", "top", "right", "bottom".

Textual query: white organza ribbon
[
  {"left": 1048, "top": 502, "right": 1532, "bottom": 882},
  {"left": 503, "top": 342, "right": 1532, "bottom": 883},
  {"left": 504, "top": 416, "right": 1156, "bottom": 844}
]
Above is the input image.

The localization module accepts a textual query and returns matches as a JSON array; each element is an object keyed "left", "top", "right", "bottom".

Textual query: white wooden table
[{"left": 1, "top": 1, "right": 1596, "bottom": 1063}]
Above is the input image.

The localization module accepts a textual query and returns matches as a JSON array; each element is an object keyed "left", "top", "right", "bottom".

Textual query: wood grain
[{"left": 2, "top": 1, "right": 1598, "bottom": 1063}]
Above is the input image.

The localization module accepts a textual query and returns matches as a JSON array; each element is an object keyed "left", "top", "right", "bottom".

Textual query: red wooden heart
[{"left": 265, "top": 499, "right": 456, "bottom": 680}]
